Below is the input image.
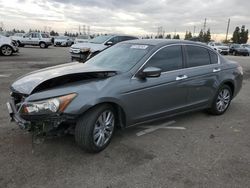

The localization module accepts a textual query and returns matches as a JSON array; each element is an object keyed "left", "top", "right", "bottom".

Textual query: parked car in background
[
  {"left": 54, "top": 36, "right": 74, "bottom": 47},
  {"left": 7, "top": 40, "right": 243, "bottom": 152},
  {"left": 0, "top": 35, "right": 19, "bottom": 56},
  {"left": 10, "top": 33, "right": 25, "bottom": 46},
  {"left": 241, "top": 44, "right": 250, "bottom": 53},
  {"left": 70, "top": 34, "right": 138, "bottom": 62},
  {"left": 74, "top": 35, "right": 90, "bottom": 44},
  {"left": 19, "top": 32, "right": 52, "bottom": 48},
  {"left": 229, "top": 44, "right": 249, "bottom": 56},
  {"left": 208, "top": 42, "right": 229, "bottom": 55}
]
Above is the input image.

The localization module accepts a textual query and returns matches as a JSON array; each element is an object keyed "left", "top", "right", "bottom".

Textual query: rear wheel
[
  {"left": 75, "top": 104, "right": 115, "bottom": 153},
  {"left": 1, "top": 45, "right": 13, "bottom": 56},
  {"left": 208, "top": 85, "right": 232, "bottom": 115}
]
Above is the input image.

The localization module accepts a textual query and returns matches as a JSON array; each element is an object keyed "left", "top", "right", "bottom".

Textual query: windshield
[
  {"left": 233, "top": 44, "right": 241, "bottom": 48},
  {"left": 89, "top": 35, "right": 112, "bottom": 44},
  {"left": 85, "top": 43, "right": 152, "bottom": 72},
  {"left": 214, "top": 43, "right": 223, "bottom": 46}
]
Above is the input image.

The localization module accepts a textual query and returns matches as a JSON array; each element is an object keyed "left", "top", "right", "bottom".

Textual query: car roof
[{"left": 121, "top": 39, "right": 209, "bottom": 48}]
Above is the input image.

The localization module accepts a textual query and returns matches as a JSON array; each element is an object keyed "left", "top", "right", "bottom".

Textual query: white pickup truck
[{"left": 18, "top": 32, "right": 52, "bottom": 48}]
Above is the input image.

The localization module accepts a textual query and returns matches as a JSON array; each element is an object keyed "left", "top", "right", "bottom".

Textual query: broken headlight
[
  {"left": 80, "top": 48, "right": 90, "bottom": 52},
  {"left": 21, "top": 93, "right": 77, "bottom": 115}
]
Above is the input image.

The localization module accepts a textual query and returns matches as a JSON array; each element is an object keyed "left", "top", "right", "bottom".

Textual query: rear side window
[
  {"left": 209, "top": 50, "right": 218, "bottom": 64},
  {"left": 145, "top": 45, "right": 183, "bottom": 72},
  {"left": 186, "top": 46, "right": 210, "bottom": 67}
]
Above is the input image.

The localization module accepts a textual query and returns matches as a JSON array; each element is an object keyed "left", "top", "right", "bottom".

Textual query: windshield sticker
[{"left": 130, "top": 45, "right": 148, "bottom": 49}]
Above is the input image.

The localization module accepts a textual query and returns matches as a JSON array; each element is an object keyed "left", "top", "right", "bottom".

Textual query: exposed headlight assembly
[
  {"left": 80, "top": 48, "right": 90, "bottom": 52},
  {"left": 21, "top": 93, "right": 77, "bottom": 115}
]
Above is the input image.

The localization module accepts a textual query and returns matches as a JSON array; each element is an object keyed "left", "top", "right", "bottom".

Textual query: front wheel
[
  {"left": 75, "top": 104, "right": 115, "bottom": 153},
  {"left": 1, "top": 45, "right": 13, "bottom": 56},
  {"left": 208, "top": 85, "right": 232, "bottom": 115}
]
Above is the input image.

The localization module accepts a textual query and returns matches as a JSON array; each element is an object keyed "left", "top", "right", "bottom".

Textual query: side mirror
[
  {"left": 23, "top": 36, "right": 25, "bottom": 38},
  {"left": 106, "top": 41, "right": 113, "bottom": 46},
  {"left": 139, "top": 67, "right": 162, "bottom": 78}
]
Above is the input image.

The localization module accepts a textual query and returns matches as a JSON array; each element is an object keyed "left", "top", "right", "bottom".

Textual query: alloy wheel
[
  {"left": 93, "top": 110, "right": 115, "bottom": 147},
  {"left": 1, "top": 46, "right": 12, "bottom": 56},
  {"left": 216, "top": 88, "right": 231, "bottom": 112}
]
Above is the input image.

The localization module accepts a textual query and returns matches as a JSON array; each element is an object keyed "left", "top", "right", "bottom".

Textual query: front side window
[
  {"left": 186, "top": 46, "right": 210, "bottom": 67},
  {"left": 144, "top": 45, "right": 183, "bottom": 72}
]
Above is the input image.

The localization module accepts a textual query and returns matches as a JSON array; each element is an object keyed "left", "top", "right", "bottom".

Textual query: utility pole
[
  {"left": 193, "top": 26, "right": 196, "bottom": 36},
  {"left": 225, "top": 18, "right": 230, "bottom": 41},
  {"left": 203, "top": 18, "right": 207, "bottom": 32}
]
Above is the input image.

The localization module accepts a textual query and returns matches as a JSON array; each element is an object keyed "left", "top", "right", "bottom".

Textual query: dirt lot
[{"left": 0, "top": 46, "right": 250, "bottom": 188}]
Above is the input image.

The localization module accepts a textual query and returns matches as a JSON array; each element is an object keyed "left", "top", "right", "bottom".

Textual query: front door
[{"left": 122, "top": 45, "right": 189, "bottom": 124}]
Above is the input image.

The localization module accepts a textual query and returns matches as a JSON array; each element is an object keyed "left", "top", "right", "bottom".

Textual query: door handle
[
  {"left": 213, "top": 68, "right": 221, "bottom": 73},
  {"left": 176, "top": 75, "right": 188, "bottom": 81}
]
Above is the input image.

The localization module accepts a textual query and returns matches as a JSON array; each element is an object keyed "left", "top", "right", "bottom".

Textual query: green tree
[
  {"left": 165, "top": 34, "right": 171, "bottom": 39},
  {"left": 198, "top": 30, "right": 204, "bottom": 42},
  {"left": 184, "top": 31, "right": 192, "bottom": 40},
  {"left": 173, "top": 34, "right": 180, "bottom": 39},
  {"left": 239, "top": 25, "right": 248, "bottom": 44},
  {"left": 231, "top": 26, "right": 240, "bottom": 43},
  {"left": 204, "top": 29, "right": 211, "bottom": 42}
]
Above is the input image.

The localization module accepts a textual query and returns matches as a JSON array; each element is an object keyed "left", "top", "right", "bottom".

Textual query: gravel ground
[{"left": 0, "top": 46, "right": 250, "bottom": 188}]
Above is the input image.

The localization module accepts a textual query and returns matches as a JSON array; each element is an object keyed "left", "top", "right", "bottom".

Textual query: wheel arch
[
  {"left": 78, "top": 101, "right": 127, "bottom": 129},
  {"left": 220, "top": 80, "right": 235, "bottom": 96}
]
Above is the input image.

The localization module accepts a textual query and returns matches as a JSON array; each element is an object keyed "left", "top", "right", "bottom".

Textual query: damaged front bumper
[
  {"left": 6, "top": 99, "right": 76, "bottom": 133},
  {"left": 7, "top": 100, "right": 30, "bottom": 129}
]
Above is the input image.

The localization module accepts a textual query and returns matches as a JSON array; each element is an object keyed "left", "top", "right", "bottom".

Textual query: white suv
[
  {"left": 208, "top": 42, "right": 229, "bottom": 55},
  {"left": 0, "top": 35, "right": 19, "bottom": 56},
  {"left": 19, "top": 32, "right": 52, "bottom": 48}
]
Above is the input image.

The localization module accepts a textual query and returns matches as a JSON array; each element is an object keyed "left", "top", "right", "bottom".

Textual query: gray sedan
[{"left": 7, "top": 39, "right": 243, "bottom": 152}]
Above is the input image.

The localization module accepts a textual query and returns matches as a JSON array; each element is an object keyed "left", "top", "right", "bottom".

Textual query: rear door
[
  {"left": 31, "top": 33, "right": 40, "bottom": 45},
  {"left": 183, "top": 45, "right": 221, "bottom": 107}
]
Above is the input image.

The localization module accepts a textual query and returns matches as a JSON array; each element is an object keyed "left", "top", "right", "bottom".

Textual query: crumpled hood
[
  {"left": 11, "top": 62, "right": 117, "bottom": 95},
  {"left": 71, "top": 42, "right": 107, "bottom": 52}
]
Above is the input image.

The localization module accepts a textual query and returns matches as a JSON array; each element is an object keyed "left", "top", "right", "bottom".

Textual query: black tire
[
  {"left": 39, "top": 42, "right": 46, "bottom": 48},
  {"left": 0, "top": 45, "right": 13, "bottom": 56},
  {"left": 75, "top": 104, "right": 115, "bottom": 153},
  {"left": 208, "top": 85, "right": 232, "bottom": 115}
]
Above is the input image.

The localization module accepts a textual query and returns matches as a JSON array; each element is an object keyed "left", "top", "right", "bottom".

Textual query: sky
[{"left": 0, "top": 0, "right": 249, "bottom": 41}]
